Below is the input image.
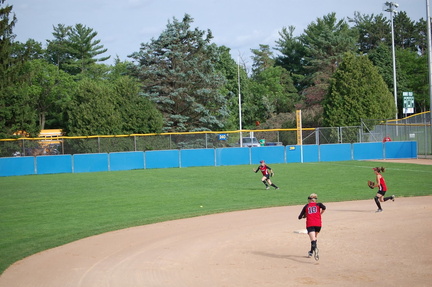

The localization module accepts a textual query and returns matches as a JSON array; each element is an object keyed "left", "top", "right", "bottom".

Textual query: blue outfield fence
[
  {"left": 109, "top": 152, "right": 145, "bottom": 171},
  {"left": 0, "top": 141, "right": 418, "bottom": 177},
  {"left": 353, "top": 142, "right": 383, "bottom": 160},
  {"left": 319, "top": 144, "right": 352, "bottom": 162},
  {"left": 36, "top": 155, "right": 73, "bottom": 174}
]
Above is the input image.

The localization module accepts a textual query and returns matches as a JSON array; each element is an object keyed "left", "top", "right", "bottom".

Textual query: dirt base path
[
  {"left": 1, "top": 195, "right": 431, "bottom": 287},
  {"left": 369, "top": 158, "right": 432, "bottom": 165}
]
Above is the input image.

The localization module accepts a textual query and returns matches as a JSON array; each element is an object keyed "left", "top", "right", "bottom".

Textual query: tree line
[{"left": 0, "top": 0, "right": 429, "bottom": 138}]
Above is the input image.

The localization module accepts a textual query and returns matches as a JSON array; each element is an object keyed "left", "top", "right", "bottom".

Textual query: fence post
[
  {"left": 427, "top": 114, "right": 430, "bottom": 156},
  {"left": 21, "top": 139, "right": 25, "bottom": 156},
  {"left": 429, "top": 114, "right": 432, "bottom": 156},
  {"left": 134, "top": 136, "right": 137, "bottom": 152}
]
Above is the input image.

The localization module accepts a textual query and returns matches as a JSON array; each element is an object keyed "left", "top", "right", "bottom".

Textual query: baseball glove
[
  {"left": 367, "top": 180, "right": 375, "bottom": 189},
  {"left": 270, "top": 170, "right": 274, "bottom": 177}
]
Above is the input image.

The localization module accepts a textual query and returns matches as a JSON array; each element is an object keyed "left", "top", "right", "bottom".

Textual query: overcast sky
[{"left": 12, "top": 0, "right": 427, "bottom": 65}]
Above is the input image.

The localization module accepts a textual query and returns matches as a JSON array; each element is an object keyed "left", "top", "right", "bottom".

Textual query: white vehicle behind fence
[{"left": 241, "top": 137, "right": 260, "bottom": 147}]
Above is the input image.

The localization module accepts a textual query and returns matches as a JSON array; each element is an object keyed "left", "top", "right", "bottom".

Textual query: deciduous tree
[
  {"left": 65, "top": 64, "right": 163, "bottom": 136},
  {"left": 16, "top": 59, "right": 75, "bottom": 130},
  {"left": 248, "top": 45, "right": 298, "bottom": 121},
  {"left": 213, "top": 45, "right": 245, "bottom": 130}
]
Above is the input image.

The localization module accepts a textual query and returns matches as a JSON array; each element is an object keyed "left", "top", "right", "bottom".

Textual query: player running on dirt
[{"left": 298, "top": 193, "right": 326, "bottom": 260}]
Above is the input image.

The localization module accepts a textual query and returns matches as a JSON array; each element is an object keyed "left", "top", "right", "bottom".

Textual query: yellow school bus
[
  {"left": 38, "top": 129, "right": 63, "bottom": 147},
  {"left": 12, "top": 129, "right": 63, "bottom": 156}
]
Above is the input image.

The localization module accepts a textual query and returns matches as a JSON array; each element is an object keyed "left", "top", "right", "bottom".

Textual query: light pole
[
  {"left": 427, "top": 0, "right": 432, "bottom": 157},
  {"left": 237, "top": 55, "right": 243, "bottom": 147},
  {"left": 385, "top": 1, "right": 399, "bottom": 119},
  {"left": 427, "top": 0, "right": 432, "bottom": 116}
]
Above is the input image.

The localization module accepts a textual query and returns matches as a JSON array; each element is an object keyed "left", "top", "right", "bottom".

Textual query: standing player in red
[
  {"left": 253, "top": 160, "right": 279, "bottom": 190},
  {"left": 298, "top": 193, "right": 326, "bottom": 260},
  {"left": 371, "top": 167, "right": 395, "bottom": 212}
]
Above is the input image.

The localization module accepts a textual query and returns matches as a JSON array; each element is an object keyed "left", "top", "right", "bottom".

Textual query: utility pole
[
  {"left": 427, "top": 0, "right": 432, "bottom": 115},
  {"left": 385, "top": 1, "right": 399, "bottom": 119},
  {"left": 238, "top": 55, "right": 243, "bottom": 147},
  {"left": 427, "top": 0, "right": 432, "bottom": 157}
]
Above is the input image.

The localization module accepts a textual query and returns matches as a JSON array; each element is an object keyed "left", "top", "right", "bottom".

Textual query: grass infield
[{"left": 1, "top": 160, "right": 431, "bottom": 274}]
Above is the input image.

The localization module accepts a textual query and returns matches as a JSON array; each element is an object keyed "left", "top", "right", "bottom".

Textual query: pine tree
[
  {"left": 46, "top": 24, "right": 72, "bottom": 70},
  {"left": 348, "top": 12, "right": 390, "bottom": 54},
  {"left": 300, "top": 13, "right": 358, "bottom": 106},
  {"left": 0, "top": 0, "right": 17, "bottom": 137},
  {"left": 129, "top": 14, "right": 228, "bottom": 132},
  {"left": 275, "top": 26, "right": 307, "bottom": 91},
  {"left": 0, "top": 0, "right": 16, "bottom": 85},
  {"left": 46, "top": 23, "right": 110, "bottom": 75}
]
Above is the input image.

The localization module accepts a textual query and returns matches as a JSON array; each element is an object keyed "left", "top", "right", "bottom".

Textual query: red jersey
[
  {"left": 256, "top": 165, "right": 271, "bottom": 176},
  {"left": 378, "top": 176, "right": 387, "bottom": 192},
  {"left": 298, "top": 202, "right": 326, "bottom": 227}
]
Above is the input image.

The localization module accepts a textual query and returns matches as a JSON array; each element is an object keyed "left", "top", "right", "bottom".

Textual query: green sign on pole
[{"left": 402, "top": 92, "right": 414, "bottom": 114}]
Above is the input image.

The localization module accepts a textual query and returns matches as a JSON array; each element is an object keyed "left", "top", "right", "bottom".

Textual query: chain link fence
[
  {"left": 0, "top": 127, "right": 371, "bottom": 158},
  {"left": 361, "top": 111, "right": 431, "bottom": 157},
  {"left": 302, "top": 127, "right": 362, "bottom": 144},
  {"left": 1, "top": 112, "right": 430, "bottom": 158}
]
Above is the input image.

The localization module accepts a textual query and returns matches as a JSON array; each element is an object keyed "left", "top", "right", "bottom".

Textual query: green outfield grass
[{"left": 1, "top": 160, "right": 431, "bottom": 274}]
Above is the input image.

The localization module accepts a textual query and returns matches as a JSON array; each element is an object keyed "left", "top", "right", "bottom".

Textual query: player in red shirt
[
  {"left": 253, "top": 160, "right": 279, "bottom": 190},
  {"left": 298, "top": 193, "right": 326, "bottom": 260},
  {"left": 371, "top": 167, "right": 395, "bottom": 212}
]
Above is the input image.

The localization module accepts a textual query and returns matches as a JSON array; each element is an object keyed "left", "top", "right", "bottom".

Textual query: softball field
[{"left": 0, "top": 159, "right": 431, "bottom": 287}]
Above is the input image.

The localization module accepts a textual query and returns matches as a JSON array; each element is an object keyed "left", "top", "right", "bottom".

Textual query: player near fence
[
  {"left": 253, "top": 160, "right": 279, "bottom": 190},
  {"left": 368, "top": 167, "right": 395, "bottom": 212},
  {"left": 298, "top": 193, "right": 326, "bottom": 260}
]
